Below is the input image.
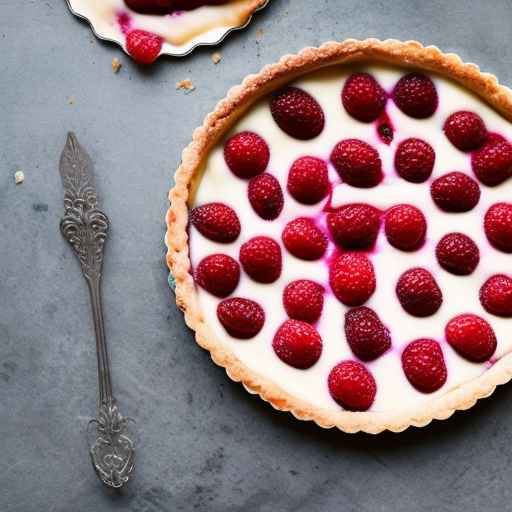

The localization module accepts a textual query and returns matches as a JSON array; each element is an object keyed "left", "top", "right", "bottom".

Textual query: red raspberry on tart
[
  {"left": 328, "top": 361, "right": 376, "bottom": 411},
  {"left": 329, "top": 253, "right": 376, "bottom": 306},
  {"left": 190, "top": 203, "right": 241, "bottom": 243},
  {"left": 384, "top": 204, "right": 426, "bottom": 251},
  {"left": 283, "top": 280, "right": 324, "bottom": 324},
  {"left": 401, "top": 339, "right": 447, "bottom": 393},
  {"left": 169, "top": 41, "right": 512, "bottom": 434},
  {"left": 287, "top": 156, "right": 330, "bottom": 205},
  {"left": 327, "top": 203, "right": 381, "bottom": 250},
  {"left": 282, "top": 218, "right": 328, "bottom": 261},
  {"left": 342, "top": 72, "right": 387, "bottom": 122},
  {"left": 273, "top": 319, "right": 323, "bottom": 369},
  {"left": 217, "top": 297, "right": 265, "bottom": 339},
  {"left": 330, "top": 139, "right": 382, "bottom": 188},
  {"left": 270, "top": 87, "right": 325, "bottom": 140},
  {"left": 445, "top": 314, "right": 497, "bottom": 362}
]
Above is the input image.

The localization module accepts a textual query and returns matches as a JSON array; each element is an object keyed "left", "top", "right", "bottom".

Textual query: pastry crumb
[
  {"left": 111, "top": 57, "right": 122, "bottom": 73},
  {"left": 14, "top": 170, "right": 24, "bottom": 185},
  {"left": 176, "top": 79, "right": 195, "bottom": 92},
  {"left": 68, "top": 97, "right": 75, "bottom": 106},
  {"left": 211, "top": 52, "right": 222, "bottom": 65},
  {"left": 255, "top": 28, "right": 264, "bottom": 40}
]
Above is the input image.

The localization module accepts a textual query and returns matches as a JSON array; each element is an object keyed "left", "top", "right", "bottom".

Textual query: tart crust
[{"left": 165, "top": 39, "right": 512, "bottom": 433}]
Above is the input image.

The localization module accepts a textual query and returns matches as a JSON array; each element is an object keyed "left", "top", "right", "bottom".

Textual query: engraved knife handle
[{"left": 59, "top": 132, "right": 134, "bottom": 488}]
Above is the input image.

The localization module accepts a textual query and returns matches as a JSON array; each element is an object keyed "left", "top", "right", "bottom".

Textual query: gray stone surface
[{"left": 2, "top": 0, "right": 512, "bottom": 510}]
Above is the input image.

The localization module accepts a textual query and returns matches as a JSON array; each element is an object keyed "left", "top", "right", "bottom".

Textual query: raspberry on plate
[
  {"left": 435, "top": 232, "right": 480, "bottom": 275},
  {"left": 430, "top": 171, "right": 481, "bottom": 212},
  {"left": 239, "top": 236, "right": 282, "bottom": 283},
  {"left": 195, "top": 254, "right": 240, "bottom": 297},
  {"left": 126, "top": 29, "right": 163, "bottom": 65},
  {"left": 484, "top": 202, "right": 512, "bottom": 252},
  {"left": 282, "top": 218, "right": 328, "bottom": 260},
  {"left": 342, "top": 72, "right": 387, "bottom": 122},
  {"left": 270, "top": 87, "right": 325, "bottom": 140},
  {"left": 394, "top": 138, "right": 435, "bottom": 183},
  {"left": 329, "top": 253, "right": 376, "bottom": 306},
  {"left": 401, "top": 339, "right": 447, "bottom": 393},
  {"left": 392, "top": 73, "right": 438, "bottom": 118},
  {"left": 328, "top": 360, "right": 376, "bottom": 411},
  {"left": 344, "top": 306, "right": 391, "bottom": 361},
  {"left": 396, "top": 268, "right": 443, "bottom": 317},
  {"left": 444, "top": 111, "right": 488, "bottom": 151},
  {"left": 327, "top": 203, "right": 381, "bottom": 250},
  {"left": 471, "top": 133, "right": 512, "bottom": 186},
  {"left": 287, "top": 156, "right": 329, "bottom": 205},
  {"left": 190, "top": 202, "right": 241, "bottom": 243},
  {"left": 124, "top": 0, "right": 173, "bottom": 14},
  {"left": 283, "top": 280, "right": 324, "bottom": 323},
  {"left": 330, "top": 139, "right": 382, "bottom": 188},
  {"left": 445, "top": 314, "right": 497, "bottom": 362},
  {"left": 248, "top": 173, "right": 284, "bottom": 220},
  {"left": 384, "top": 204, "right": 426, "bottom": 251},
  {"left": 272, "top": 319, "right": 323, "bottom": 369},
  {"left": 217, "top": 297, "right": 265, "bottom": 339},
  {"left": 480, "top": 274, "right": 512, "bottom": 317},
  {"left": 224, "top": 131, "right": 270, "bottom": 179}
]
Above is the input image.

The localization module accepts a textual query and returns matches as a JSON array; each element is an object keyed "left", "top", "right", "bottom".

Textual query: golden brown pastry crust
[{"left": 165, "top": 39, "right": 512, "bottom": 434}]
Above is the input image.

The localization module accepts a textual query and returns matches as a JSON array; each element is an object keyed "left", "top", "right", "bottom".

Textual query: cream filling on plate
[
  {"left": 70, "top": 0, "right": 258, "bottom": 53},
  {"left": 189, "top": 65, "right": 512, "bottom": 413}
]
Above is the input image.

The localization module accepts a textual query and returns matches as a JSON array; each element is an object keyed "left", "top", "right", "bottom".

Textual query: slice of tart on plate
[
  {"left": 67, "top": 0, "right": 268, "bottom": 63},
  {"left": 166, "top": 39, "right": 512, "bottom": 433}
]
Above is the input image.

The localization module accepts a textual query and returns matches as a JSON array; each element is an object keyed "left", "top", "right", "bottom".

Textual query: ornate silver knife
[{"left": 59, "top": 132, "right": 134, "bottom": 488}]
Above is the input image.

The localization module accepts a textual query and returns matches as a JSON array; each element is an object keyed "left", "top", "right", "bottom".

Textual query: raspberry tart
[
  {"left": 67, "top": 0, "right": 267, "bottom": 63},
  {"left": 166, "top": 39, "right": 512, "bottom": 433}
]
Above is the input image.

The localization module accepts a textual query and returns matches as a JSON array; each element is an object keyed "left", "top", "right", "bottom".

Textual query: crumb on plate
[
  {"left": 211, "top": 52, "right": 222, "bottom": 65},
  {"left": 176, "top": 79, "right": 195, "bottom": 92},
  {"left": 111, "top": 57, "right": 122, "bottom": 73},
  {"left": 14, "top": 170, "right": 24, "bottom": 185}
]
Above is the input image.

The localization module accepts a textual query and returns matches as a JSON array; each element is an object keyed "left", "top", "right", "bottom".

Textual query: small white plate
[{"left": 66, "top": 0, "right": 269, "bottom": 58}]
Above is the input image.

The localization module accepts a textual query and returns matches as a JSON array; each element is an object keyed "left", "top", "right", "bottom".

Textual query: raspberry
[
  {"left": 330, "top": 139, "right": 382, "bottom": 188},
  {"left": 283, "top": 280, "right": 324, "bottom": 323},
  {"left": 480, "top": 274, "right": 512, "bottom": 317},
  {"left": 430, "top": 172, "right": 480, "bottom": 212},
  {"left": 392, "top": 73, "right": 438, "bottom": 118},
  {"left": 287, "top": 156, "right": 329, "bottom": 205},
  {"left": 396, "top": 268, "right": 443, "bottom": 317},
  {"left": 328, "top": 361, "right": 376, "bottom": 411},
  {"left": 435, "top": 232, "right": 480, "bottom": 275},
  {"left": 190, "top": 202, "right": 240, "bottom": 243},
  {"left": 270, "top": 87, "right": 325, "bottom": 140},
  {"left": 282, "top": 218, "right": 328, "bottom": 261},
  {"left": 329, "top": 253, "right": 376, "bottom": 306},
  {"left": 484, "top": 202, "right": 512, "bottom": 252},
  {"left": 341, "top": 72, "right": 387, "bottom": 122},
  {"left": 217, "top": 297, "right": 264, "bottom": 339},
  {"left": 224, "top": 131, "right": 270, "bottom": 179},
  {"left": 195, "top": 254, "right": 240, "bottom": 298},
  {"left": 344, "top": 307, "right": 391, "bottom": 361},
  {"left": 327, "top": 203, "right": 381, "bottom": 250},
  {"left": 272, "top": 319, "right": 323, "bottom": 369},
  {"left": 248, "top": 173, "right": 284, "bottom": 220},
  {"left": 401, "top": 339, "right": 447, "bottom": 393},
  {"left": 445, "top": 314, "right": 497, "bottom": 362},
  {"left": 124, "top": 0, "right": 172, "bottom": 14},
  {"left": 239, "top": 236, "right": 282, "bottom": 283},
  {"left": 384, "top": 204, "right": 426, "bottom": 251},
  {"left": 126, "top": 30, "right": 163, "bottom": 65},
  {"left": 394, "top": 138, "right": 435, "bottom": 183},
  {"left": 471, "top": 133, "right": 512, "bottom": 186},
  {"left": 444, "top": 111, "right": 488, "bottom": 151}
]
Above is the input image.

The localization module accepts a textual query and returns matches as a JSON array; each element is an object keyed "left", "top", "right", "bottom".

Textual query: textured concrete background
[{"left": 2, "top": 1, "right": 512, "bottom": 511}]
